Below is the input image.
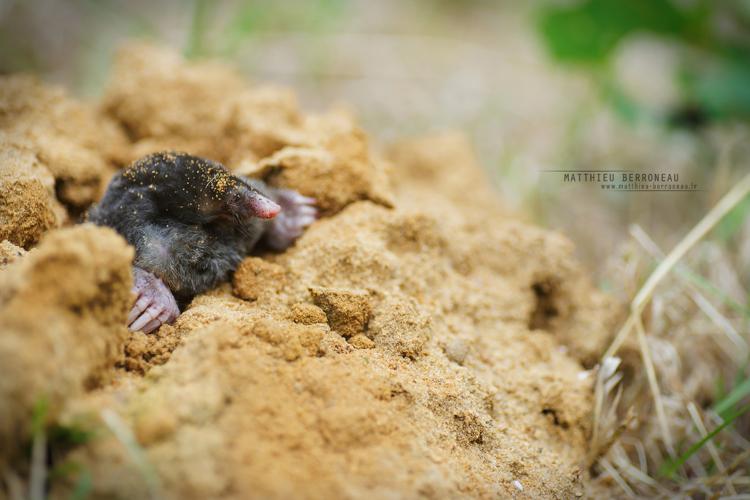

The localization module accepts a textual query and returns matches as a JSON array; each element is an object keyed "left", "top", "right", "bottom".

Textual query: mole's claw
[
  {"left": 140, "top": 317, "right": 163, "bottom": 334},
  {"left": 130, "top": 306, "right": 158, "bottom": 332},
  {"left": 298, "top": 214, "right": 316, "bottom": 227},
  {"left": 265, "top": 188, "right": 319, "bottom": 251},
  {"left": 299, "top": 205, "right": 317, "bottom": 217},
  {"left": 128, "top": 295, "right": 152, "bottom": 325},
  {"left": 129, "top": 267, "right": 180, "bottom": 333}
]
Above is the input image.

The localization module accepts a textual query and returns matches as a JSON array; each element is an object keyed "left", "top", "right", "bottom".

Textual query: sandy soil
[{"left": 0, "top": 43, "right": 618, "bottom": 499}]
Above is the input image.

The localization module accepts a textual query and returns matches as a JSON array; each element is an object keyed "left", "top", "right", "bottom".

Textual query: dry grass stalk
[
  {"left": 603, "top": 172, "right": 750, "bottom": 360},
  {"left": 629, "top": 224, "right": 747, "bottom": 361},
  {"left": 100, "top": 408, "right": 163, "bottom": 500},
  {"left": 591, "top": 172, "right": 750, "bottom": 496},
  {"left": 635, "top": 316, "right": 675, "bottom": 456}
]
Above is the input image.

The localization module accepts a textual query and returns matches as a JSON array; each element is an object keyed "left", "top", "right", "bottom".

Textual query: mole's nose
[{"left": 246, "top": 191, "right": 281, "bottom": 219}]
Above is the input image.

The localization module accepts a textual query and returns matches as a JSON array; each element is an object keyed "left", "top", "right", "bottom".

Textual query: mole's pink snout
[{"left": 247, "top": 191, "right": 281, "bottom": 219}]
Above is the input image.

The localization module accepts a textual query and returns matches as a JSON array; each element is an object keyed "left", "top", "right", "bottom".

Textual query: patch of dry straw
[{"left": 589, "top": 172, "right": 750, "bottom": 497}]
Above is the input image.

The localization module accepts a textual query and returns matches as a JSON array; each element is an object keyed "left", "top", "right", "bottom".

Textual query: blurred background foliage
[{"left": 538, "top": 0, "right": 750, "bottom": 124}]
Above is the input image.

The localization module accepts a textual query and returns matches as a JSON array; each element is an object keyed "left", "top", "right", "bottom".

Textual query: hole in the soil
[
  {"left": 529, "top": 280, "right": 559, "bottom": 330},
  {"left": 117, "top": 118, "right": 141, "bottom": 143},
  {"left": 541, "top": 408, "right": 569, "bottom": 429},
  {"left": 53, "top": 178, "right": 87, "bottom": 221}
]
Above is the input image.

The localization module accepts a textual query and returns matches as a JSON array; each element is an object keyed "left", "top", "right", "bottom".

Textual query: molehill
[{"left": 0, "top": 43, "right": 618, "bottom": 499}]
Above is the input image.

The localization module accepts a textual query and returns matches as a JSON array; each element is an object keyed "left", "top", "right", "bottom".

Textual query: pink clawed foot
[
  {"left": 128, "top": 267, "right": 180, "bottom": 333},
  {"left": 265, "top": 189, "right": 317, "bottom": 251}
]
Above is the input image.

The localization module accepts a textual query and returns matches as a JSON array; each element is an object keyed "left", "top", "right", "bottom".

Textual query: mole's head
[{"left": 223, "top": 180, "right": 281, "bottom": 224}]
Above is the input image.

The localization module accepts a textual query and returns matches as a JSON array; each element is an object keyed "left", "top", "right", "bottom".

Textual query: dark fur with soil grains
[{"left": 89, "top": 152, "right": 316, "bottom": 333}]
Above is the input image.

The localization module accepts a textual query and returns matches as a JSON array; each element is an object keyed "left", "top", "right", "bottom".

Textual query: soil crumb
[{"left": 0, "top": 44, "right": 617, "bottom": 499}]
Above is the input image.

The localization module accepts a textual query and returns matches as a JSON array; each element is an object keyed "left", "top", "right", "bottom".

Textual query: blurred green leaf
[
  {"left": 537, "top": 0, "right": 690, "bottom": 64},
  {"left": 533, "top": 0, "right": 750, "bottom": 124},
  {"left": 689, "top": 51, "right": 750, "bottom": 119}
]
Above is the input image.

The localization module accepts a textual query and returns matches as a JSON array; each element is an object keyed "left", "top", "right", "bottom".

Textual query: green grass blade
[
  {"left": 659, "top": 403, "right": 750, "bottom": 478},
  {"left": 713, "top": 375, "right": 750, "bottom": 418}
]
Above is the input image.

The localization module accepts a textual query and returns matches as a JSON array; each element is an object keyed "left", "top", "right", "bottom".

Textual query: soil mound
[{"left": 0, "top": 43, "right": 617, "bottom": 498}]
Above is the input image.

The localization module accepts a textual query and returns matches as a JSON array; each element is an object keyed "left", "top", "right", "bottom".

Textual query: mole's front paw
[
  {"left": 265, "top": 189, "right": 317, "bottom": 251},
  {"left": 128, "top": 267, "right": 180, "bottom": 333}
]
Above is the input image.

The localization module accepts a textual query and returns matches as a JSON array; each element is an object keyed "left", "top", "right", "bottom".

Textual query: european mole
[{"left": 89, "top": 152, "right": 316, "bottom": 333}]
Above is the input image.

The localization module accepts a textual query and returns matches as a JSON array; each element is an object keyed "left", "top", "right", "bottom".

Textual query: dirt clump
[
  {"left": 232, "top": 256, "right": 287, "bottom": 301},
  {"left": 309, "top": 285, "right": 372, "bottom": 338},
  {"left": 0, "top": 75, "right": 128, "bottom": 213},
  {"left": 0, "top": 140, "right": 65, "bottom": 248},
  {"left": 289, "top": 302, "right": 328, "bottom": 325},
  {"left": 247, "top": 137, "right": 394, "bottom": 215},
  {"left": 0, "top": 225, "right": 133, "bottom": 467}
]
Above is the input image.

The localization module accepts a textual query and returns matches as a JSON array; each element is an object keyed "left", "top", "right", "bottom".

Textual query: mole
[{"left": 88, "top": 151, "right": 316, "bottom": 333}]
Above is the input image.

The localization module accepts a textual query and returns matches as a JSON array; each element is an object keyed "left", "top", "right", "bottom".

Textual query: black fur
[{"left": 89, "top": 152, "right": 272, "bottom": 304}]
